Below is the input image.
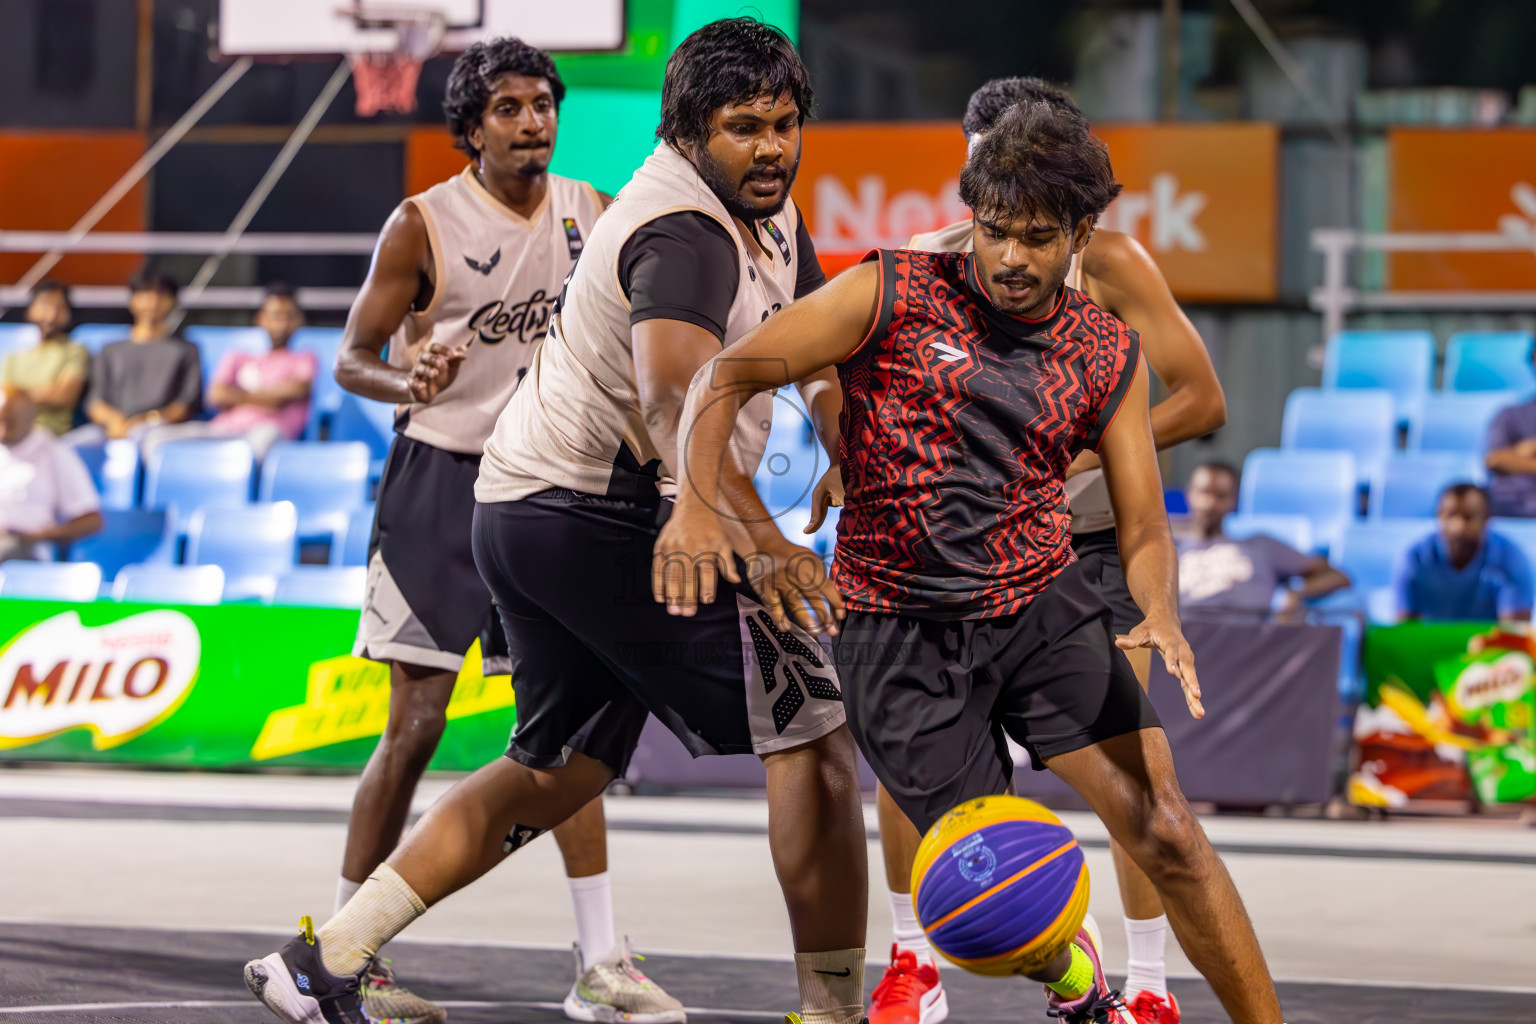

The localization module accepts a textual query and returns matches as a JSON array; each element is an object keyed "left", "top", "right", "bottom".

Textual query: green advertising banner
[
  {"left": 0, "top": 600, "right": 516, "bottom": 771},
  {"left": 1353, "top": 623, "right": 1536, "bottom": 808}
]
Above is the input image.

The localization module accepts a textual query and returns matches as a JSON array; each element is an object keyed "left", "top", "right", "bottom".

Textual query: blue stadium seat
[
  {"left": 0, "top": 560, "right": 102, "bottom": 602},
  {"left": 272, "top": 566, "right": 367, "bottom": 608},
  {"left": 143, "top": 439, "right": 254, "bottom": 520},
  {"left": 66, "top": 509, "right": 171, "bottom": 582},
  {"left": 1369, "top": 454, "right": 1483, "bottom": 518},
  {"left": 1410, "top": 390, "right": 1523, "bottom": 456},
  {"left": 331, "top": 504, "right": 376, "bottom": 567},
  {"left": 70, "top": 323, "right": 131, "bottom": 355},
  {"left": 1321, "top": 330, "right": 1434, "bottom": 426},
  {"left": 185, "top": 502, "right": 297, "bottom": 600},
  {"left": 183, "top": 325, "right": 272, "bottom": 399},
  {"left": 1238, "top": 449, "right": 1357, "bottom": 550},
  {"left": 1220, "top": 513, "right": 1315, "bottom": 553},
  {"left": 0, "top": 324, "right": 39, "bottom": 363},
  {"left": 73, "top": 439, "right": 140, "bottom": 510},
  {"left": 1280, "top": 387, "right": 1395, "bottom": 482},
  {"left": 258, "top": 441, "right": 371, "bottom": 538},
  {"left": 1443, "top": 331, "right": 1536, "bottom": 394},
  {"left": 329, "top": 393, "right": 396, "bottom": 473},
  {"left": 292, "top": 327, "right": 345, "bottom": 437},
  {"left": 1334, "top": 519, "right": 1435, "bottom": 594},
  {"left": 112, "top": 564, "right": 225, "bottom": 605}
]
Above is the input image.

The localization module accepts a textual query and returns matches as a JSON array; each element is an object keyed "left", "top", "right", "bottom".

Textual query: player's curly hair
[
  {"left": 963, "top": 76, "right": 1079, "bottom": 138},
  {"left": 960, "top": 100, "right": 1121, "bottom": 234},
  {"left": 657, "top": 18, "right": 813, "bottom": 147},
  {"left": 444, "top": 37, "right": 565, "bottom": 157}
]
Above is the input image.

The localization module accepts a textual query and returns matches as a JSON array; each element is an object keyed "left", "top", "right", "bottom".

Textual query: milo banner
[
  {"left": 1354, "top": 623, "right": 1536, "bottom": 809},
  {"left": 0, "top": 600, "right": 516, "bottom": 770}
]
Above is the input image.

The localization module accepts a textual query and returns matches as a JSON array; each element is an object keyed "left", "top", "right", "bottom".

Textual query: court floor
[{"left": 1, "top": 768, "right": 1533, "bottom": 1023}]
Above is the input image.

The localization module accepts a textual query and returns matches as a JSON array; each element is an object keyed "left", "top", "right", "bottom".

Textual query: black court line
[
  {"left": 1, "top": 924, "right": 1532, "bottom": 1024},
  {"left": 5, "top": 796, "right": 1536, "bottom": 868}
]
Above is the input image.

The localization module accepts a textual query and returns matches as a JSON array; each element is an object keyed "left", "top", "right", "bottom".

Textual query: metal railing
[{"left": 1311, "top": 228, "right": 1536, "bottom": 339}]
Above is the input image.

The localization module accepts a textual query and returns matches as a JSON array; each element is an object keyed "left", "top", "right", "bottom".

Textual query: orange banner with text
[
  {"left": 1389, "top": 129, "right": 1536, "bottom": 291},
  {"left": 795, "top": 122, "right": 1278, "bottom": 303}
]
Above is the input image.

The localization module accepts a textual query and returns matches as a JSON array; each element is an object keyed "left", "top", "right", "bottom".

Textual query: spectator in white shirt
[{"left": 0, "top": 387, "right": 102, "bottom": 561}]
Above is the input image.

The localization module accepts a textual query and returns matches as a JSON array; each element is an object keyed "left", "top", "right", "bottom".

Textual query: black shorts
[
  {"left": 472, "top": 490, "right": 847, "bottom": 777},
  {"left": 353, "top": 434, "right": 507, "bottom": 673},
  {"left": 1071, "top": 527, "right": 1144, "bottom": 635},
  {"left": 838, "top": 559, "right": 1160, "bottom": 834}
]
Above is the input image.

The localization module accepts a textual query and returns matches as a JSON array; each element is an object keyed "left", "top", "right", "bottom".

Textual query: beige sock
[
  {"left": 315, "top": 864, "right": 426, "bottom": 977},
  {"left": 794, "top": 948, "right": 866, "bottom": 1024}
]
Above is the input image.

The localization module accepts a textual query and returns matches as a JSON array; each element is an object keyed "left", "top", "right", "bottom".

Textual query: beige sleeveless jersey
[
  {"left": 477, "top": 143, "right": 804, "bottom": 503},
  {"left": 906, "top": 219, "right": 1115, "bottom": 534},
  {"left": 389, "top": 167, "right": 603, "bottom": 454}
]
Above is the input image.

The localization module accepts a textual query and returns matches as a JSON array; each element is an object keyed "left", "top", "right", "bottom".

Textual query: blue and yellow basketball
[{"left": 910, "top": 795, "right": 1089, "bottom": 976}]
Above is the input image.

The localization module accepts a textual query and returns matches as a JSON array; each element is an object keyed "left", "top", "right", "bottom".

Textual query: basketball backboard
[{"left": 218, "top": 0, "right": 625, "bottom": 57}]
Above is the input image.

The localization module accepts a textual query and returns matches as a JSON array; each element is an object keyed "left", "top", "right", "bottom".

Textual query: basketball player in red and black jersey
[{"left": 657, "top": 101, "right": 1283, "bottom": 1024}]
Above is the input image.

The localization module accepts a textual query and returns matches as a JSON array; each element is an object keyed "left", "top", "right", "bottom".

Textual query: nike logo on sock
[{"left": 813, "top": 967, "right": 852, "bottom": 977}]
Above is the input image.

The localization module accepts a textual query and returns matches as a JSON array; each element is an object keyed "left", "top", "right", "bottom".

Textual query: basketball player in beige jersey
[
  {"left": 322, "top": 38, "right": 683, "bottom": 1024},
  {"left": 851, "top": 78, "right": 1226, "bottom": 1024},
  {"left": 244, "top": 21, "right": 868, "bottom": 1024}
]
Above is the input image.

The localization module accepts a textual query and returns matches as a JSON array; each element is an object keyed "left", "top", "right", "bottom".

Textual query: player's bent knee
[{"left": 1130, "top": 800, "right": 1210, "bottom": 885}]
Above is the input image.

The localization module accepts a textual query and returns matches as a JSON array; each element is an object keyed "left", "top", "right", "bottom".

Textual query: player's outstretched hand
[
  {"left": 407, "top": 341, "right": 468, "bottom": 403},
  {"left": 805, "top": 462, "right": 844, "bottom": 534},
  {"left": 1117, "top": 616, "right": 1203, "bottom": 719},
  {"left": 746, "top": 535, "right": 844, "bottom": 637},
  {"left": 653, "top": 505, "right": 740, "bottom": 617}
]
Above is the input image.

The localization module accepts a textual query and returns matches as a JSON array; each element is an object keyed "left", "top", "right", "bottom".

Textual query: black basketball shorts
[
  {"left": 837, "top": 559, "right": 1160, "bottom": 834},
  {"left": 354, "top": 434, "right": 508, "bottom": 674},
  {"left": 472, "top": 489, "right": 847, "bottom": 777},
  {"left": 1071, "top": 526, "right": 1145, "bottom": 636}
]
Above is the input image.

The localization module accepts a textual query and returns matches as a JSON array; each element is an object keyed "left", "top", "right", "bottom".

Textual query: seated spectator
[
  {"left": 1396, "top": 482, "right": 1533, "bottom": 623},
  {"left": 0, "top": 387, "right": 102, "bottom": 561},
  {"left": 75, "top": 271, "right": 200, "bottom": 445},
  {"left": 1485, "top": 393, "right": 1536, "bottom": 517},
  {"left": 1177, "top": 461, "right": 1350, "bottom": 621},
  {"left": 135, "top": 285, "right": 317, "bottom": 459},
  {"left": 5, "top": 280, "right": 89, "bottom": 436},
  {"left": 206, "top": 285, "right": 316, "bottom": 456}
]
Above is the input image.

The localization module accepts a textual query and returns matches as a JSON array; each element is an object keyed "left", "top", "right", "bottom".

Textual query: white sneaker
[{"left": 563, "top": 938, "right": 687, "bottom": 1023}]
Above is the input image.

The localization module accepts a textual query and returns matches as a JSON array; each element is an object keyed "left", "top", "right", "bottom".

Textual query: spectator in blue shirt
[{"left": 1395, "top": 483, "right": 1534, "bottom": 622}]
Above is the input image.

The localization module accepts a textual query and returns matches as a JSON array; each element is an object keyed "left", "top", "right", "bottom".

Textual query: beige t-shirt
[{"left": 3, "top": 341, "right": 88, "bottom": 435}]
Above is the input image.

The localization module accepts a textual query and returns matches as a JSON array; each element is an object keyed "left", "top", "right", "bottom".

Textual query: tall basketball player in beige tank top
[
  {"left": 308, "top": 38, "right": 683, "bottom": 1024},
  {"left": 844, "top": 80, "right": 1226, "bottom": 1024}
]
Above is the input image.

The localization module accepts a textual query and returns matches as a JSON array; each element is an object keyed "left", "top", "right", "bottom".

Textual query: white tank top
[
  {"left": 905, "top": 219, "right": 1112, "bottom": 532},
  {"left": 477, "top": 143, "right": 805, "bottom": 503},
  {"left": 389, "top": 167, "right": 603, "bottom": 454}
]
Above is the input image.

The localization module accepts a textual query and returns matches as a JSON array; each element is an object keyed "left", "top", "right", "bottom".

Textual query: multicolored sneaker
[
  {"left": 869, "top": 945, "right": 947, "bottom": 1024},
  {"left": 785, "top": 1016, "right": 869, "bottom": 1023},
  {"left": 563, "top": 938, "right": 687, "bottom": 1022},
  {"left": 1125, "top": 991, "right": 1181, "bottom": 1024},
  {"left": 242, "top": 916, "right": 367, "bottom": 1024},
  {"left": 1042, "top": 914, "right": 1134, "bottom": 1024},
  {"left": 360, "top": 956, "right": 447, "bottom": 1024}
]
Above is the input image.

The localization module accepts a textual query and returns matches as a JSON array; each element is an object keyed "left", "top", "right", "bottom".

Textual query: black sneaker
[{"left": 243, "top": 916, "right": 368, "bottom": 1024}]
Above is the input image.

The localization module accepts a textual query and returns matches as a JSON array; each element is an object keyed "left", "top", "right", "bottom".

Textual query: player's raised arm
[
  {"left": 1097, "top": 355, "right": 1203, "bottom": 719},
  {"left": 652, "top": 260, "right": 879, "bottom": 616}
]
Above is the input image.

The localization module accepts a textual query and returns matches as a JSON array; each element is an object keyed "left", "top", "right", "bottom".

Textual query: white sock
[
  {"left": 334, "top": 876, "right": 362, "bottom": 916},
  {"left": 793, "top": 949, "right": 866, "bottom": 1024},
  {"left": 567, "top": 871, "right": 617, "bottom": 966},
  {"left": 1123, "top": 914, "right": 1169, "bottom": 999},
  {"left": 887, "top": 889, "right": 937, "bottom": 968},
  {"left": 315, "top": 864, "right": 426, "bottom": 978}
]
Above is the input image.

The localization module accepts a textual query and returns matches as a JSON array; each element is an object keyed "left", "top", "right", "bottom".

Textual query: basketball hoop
[{"left": 344, "top": 5, "right": 447, "bottom": 117}]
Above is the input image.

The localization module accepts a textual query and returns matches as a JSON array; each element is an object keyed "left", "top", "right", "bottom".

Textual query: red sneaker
[
  {"left": 1126, "top": 991, "right": 1180, "bottom": 1024},
  {"left": 869, "top": 944, "right": 947, "bottom": 1024}
]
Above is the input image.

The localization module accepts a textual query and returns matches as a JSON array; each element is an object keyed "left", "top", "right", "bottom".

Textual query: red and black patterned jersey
[{"left": 832, "top": 248, "right": 1141, "bottom": 620}]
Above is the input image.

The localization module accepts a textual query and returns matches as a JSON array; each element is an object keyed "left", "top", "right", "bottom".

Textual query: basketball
[{"left": 910, "top": 795, "right": 1090, "bottom": 976}]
